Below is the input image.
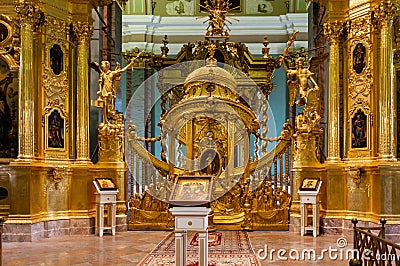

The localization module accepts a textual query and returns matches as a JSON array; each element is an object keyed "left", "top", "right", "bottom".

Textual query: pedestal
[
  {"left": 298, "top": 182, "right": 322, "bottom": 237},
  {"left": 95, "top": 198, "right": 117, "bottom": 237},
  {"left": 170, "top": 207, "right": 210, "bottom": 266},
  {"left": 93, "top": 180, "right": 118, "bottom": 237}
]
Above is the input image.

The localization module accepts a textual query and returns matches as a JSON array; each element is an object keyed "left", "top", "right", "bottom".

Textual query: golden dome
[{"left": 184, "top": 58, "right": 237, "bottom": 89}]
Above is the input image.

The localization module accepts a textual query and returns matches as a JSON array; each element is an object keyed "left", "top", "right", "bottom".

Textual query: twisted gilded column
[
  {"left": 72, "top": 22, "right": 93, "bottom": 161},
  {"left": 324, "top": 21, "right": 343, "bottom": 162},
  {"left": 374, "top": 1, "right": 398, "bottom": 160},
  {"left": 15, "top": 2, "right": 43, "bottom": 159}
]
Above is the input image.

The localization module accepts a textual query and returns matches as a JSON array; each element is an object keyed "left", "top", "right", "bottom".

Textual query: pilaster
[
  {"left": 72, "top": 22, "right": 93, "bottom": 161},
  {"left": 324, "top": 20, "right": 345, "bottom": 162},
  {"left": 373, "top": 0, "right": 398, "bottom": 160},
  {"left": 15, "top": 1, "right": 44, "bottom": 160}
]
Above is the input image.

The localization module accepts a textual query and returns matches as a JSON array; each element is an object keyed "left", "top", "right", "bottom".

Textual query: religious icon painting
[
  {"left": 299, "top": 178, "right": 320, "bottom": 191},
  {"left": 50, "top": 44, "right": 64, "bottom": 75},
  {"left": 94, "top": 178, "right": 117, "bottom": 191},
  {"left": 351, "top": 110, "right": 367, "bottom": 149},
  {"left": 169, "top": 176, "right": 213, "bottom": 206},
  {"left": 0, "top": 22, "right": 10, "bottom": 44},
  {"left": 199, "top": 148, "right": 221, "bottom": 176},
  {"left": 47, "top": 109, "right": 65, "bottom": 149},
  {"left": 353, "top": 43, "right": 366, "bottom": 75},
  {"left": 0, "top": 57, "right": 18, "bottom": 158}
]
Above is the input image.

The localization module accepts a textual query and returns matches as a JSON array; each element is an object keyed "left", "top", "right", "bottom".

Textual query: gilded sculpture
[
  {"left": 281, "top": 31, "right": 321, "bottom": 133},
  {"left": 124, "top": 27, "right": 300, "bottom": 231},
  {"left": 94, "top": 52, "right": 144, "bottom": 162},
  {"left": 95, "top": 52, "right": 143, "bottom": 125},
  {"left": 200, "top": 0, "right": 238, "bottom": 39},
  {"left": 283, "top": 57, "right": 319, "bottom": 107}
]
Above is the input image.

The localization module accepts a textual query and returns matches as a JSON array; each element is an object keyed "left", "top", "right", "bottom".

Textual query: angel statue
[
  {"left": 93, "top": 51, "right": 143, "bottom": 124},
  {"left": 283, "top": 56, "right": 319, "bottom": 107}
]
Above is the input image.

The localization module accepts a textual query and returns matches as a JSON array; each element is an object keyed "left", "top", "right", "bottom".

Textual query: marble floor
[{"left": 3, "top": 230, "right": 352, "bottom": 265}]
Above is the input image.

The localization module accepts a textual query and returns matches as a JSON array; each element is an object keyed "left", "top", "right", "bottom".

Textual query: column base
[
  {"left": 3, "top": 216, "right": 128, "bottom": 242},
  {"left": 377, "top": 155, "right": 397, "bottom": 162},
  {"left": 3, "top": 218, "right": 95, "bottom": 242}
]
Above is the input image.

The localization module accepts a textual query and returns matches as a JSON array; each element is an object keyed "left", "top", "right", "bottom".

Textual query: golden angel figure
[
  {"left": 92, "top": 51, "right": 143, "bottom": 124},
  {"left": 283, "top": 57, "right": 319, "bottom": 107}
]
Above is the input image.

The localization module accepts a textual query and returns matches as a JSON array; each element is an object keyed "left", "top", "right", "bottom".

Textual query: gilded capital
[
  {"left": 15, "top": 1, "right": 45, "bottom": 31},
  {"left": 323, "top": 21, "right": 345, "bottom": 44},
  {"left": 72, "top": 22, "right": 93, "bottom": 45},
  {"left": 373, "top": 0, "right": 399, "bottom": 27}
]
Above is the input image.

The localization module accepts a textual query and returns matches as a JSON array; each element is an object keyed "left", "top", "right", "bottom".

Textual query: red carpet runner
[{"left": 138, "top": 231, "right": 261, "bottom": 266}]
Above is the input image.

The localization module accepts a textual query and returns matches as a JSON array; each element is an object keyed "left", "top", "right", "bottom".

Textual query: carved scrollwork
[
  {"left": 47, "top": 166, "right": 68, "bottom": 191},
  {"left": 348, "top": 165, "right": 361, "bottom": 187},
  {"left": 347, "top": 165, "right": 370, "bottom": 196},
  {"left": 348, "top": 18, "right": 373, "bottom": 99},
  {"left": 0, "top": 15, "right": 20, "bottom": 67},
  {"left": 323, "top": 20, "right": 346, "bottom": 44},
  {"left": 43, "top": 17, "right": 69, "bottom": 90},
  {"left": 350, "top": 18, "right": 371, "bottom": 39},
  {"left": 349, "top": 98, "right": 371, "bottom": 119},
  {"left": 43, "top": 67, "right": 68, "bottom": 99},
  {"left": 15, "top": 1, "right": 45, "bottom": 31},
  {"left": 373, "top": 0, "right": 399, "bottom": 27},
  {"left": 45, "top": 18, "right": 69, "bottom": 45},
  {"left": 348, "top": 68, "right": 373, "bottom": 98},
  {"left": 71, "top": 21, "right": 93, "bottom": 45},
  {"left": 98, "top": 112, "right": 124, "bottom": 162}
]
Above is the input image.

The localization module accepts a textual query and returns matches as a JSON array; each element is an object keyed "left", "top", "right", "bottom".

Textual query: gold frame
[
  {"left": 94, "top": 178, "right": 117, "bottom": 191},
  {"left": 299, "top": 178, "right": 320, "bottom": 191},
  {"left": 169, "top": 175, "right": 213, "bottom": 206},
  {"left": 0, "top": 20, "right": 12, "bottom": 46},
  {"left": 45, "top": 108, "right": 66, "bottom": 151},
  {"left": 348, "top": 103, "right": 371, "bottom": 154}
]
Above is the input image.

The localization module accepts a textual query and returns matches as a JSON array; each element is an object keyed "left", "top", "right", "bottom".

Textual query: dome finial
[{"left": 206, "top": 42, "right": 217, "bottom": 65}]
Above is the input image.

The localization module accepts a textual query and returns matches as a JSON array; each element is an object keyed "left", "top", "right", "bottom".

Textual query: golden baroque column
[
  {"left": 324, "top": 20, "right": 344, "bottom": 162},
  {"left": 374, "top": 0, "right": 398, "bottom": 160},
  {"left": 15, "top": 1, "right": 44, "bottom": 159},
  {"left": 72, "top": 22, "right": 93, "bottom": 162}
]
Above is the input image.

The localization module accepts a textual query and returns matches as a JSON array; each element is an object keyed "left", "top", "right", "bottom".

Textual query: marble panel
[
  {"left": 69, "top": 218, "right": 91, "bottom": 228},
  {"left": 46, "top": 228, "right": 70, "bottom": 238},
  {"left": 385, "top": 234, "right": 400, "bottom": 244},
  {"left": 69, "top": 227, "right": 91, "bottom": 235},
  {"left": 3, "top": 223, "right": 32, "bottom": 234},
  {"left": 322, "top": 227, "right": 343, "bottom": 235},
  {"left": 321, "top": 218, "right": 343, "bottom": 228},
  {"left": 385, "top": 224, "right": 400, "bottom": 234}
]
